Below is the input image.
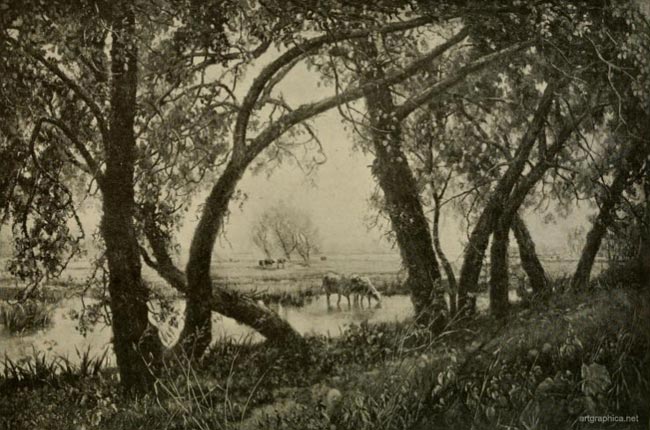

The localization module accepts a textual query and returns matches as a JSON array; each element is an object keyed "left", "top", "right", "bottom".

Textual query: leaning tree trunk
[
  {"left": 572, "top": 156, "right": 636, "bottom": 289},
  {"left": 179, "top": 160, "right": 303, "bottom": 358},
  {"left": 457, "top": 82, "right": 557, "bottom": 309},
  {"left": 641, "top": 158, "right": 650, "bottom": 284},
  {"left": 432, "top": 195, "right": 457, "bottom": 315},
  {"left": 101, "top": 5, "right": 162, "bottom": 393},
  {"left": 180, "top": 163, "right": 240, "bottom": 357},
  {"left": 512, "top": 213, "right": 548, "bottom": 293},
  {"left": 489, "top": 218, "right": 511, "bottom": 318},
  {"left": 360, "top": 48, "right": 446, "bottom": 330}
]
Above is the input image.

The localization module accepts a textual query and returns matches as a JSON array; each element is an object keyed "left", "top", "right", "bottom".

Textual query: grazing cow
[
  {"left": 320, "top": 256, "right": 327, "bottom": 261},
  {"left": 349, "top": 275, "right": 382, "bottom": 306},
  {"left": 276, "top": 258, "right": 287, "bottom": 269},
  {"left": 321, "top": 273, "right": 355, "bottom": 306},
  {"left": 258, "top": 258, "right": 275, "bottom": 269}
]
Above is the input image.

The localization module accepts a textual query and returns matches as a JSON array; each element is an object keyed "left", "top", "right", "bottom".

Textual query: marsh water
[
  {"left": 0, "top": 294, "right": 416, "bottom": 366},
  {"left": 0, "top": 253, "right": 597, "bottom": 367},
  {"left": 0, "top": 289, "right": 524, "bottom": 368}
]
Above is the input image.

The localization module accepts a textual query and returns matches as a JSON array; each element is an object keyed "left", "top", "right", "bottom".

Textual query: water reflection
[
  {"left": 0, "top": 291, "right": 521, "bottom": 366},
  {"left": 0, "top": 294, "right": 414, "bottom": 366}
]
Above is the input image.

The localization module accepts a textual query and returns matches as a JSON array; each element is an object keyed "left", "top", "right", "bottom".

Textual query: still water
[
  {"left": 0, "top": 290, "right": 520, "bottom": 366},
  {"left": 0, "top": 295, "right": 414, "bottom": 366}
]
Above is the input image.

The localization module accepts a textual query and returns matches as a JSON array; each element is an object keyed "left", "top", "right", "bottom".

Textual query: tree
[
  {"left": 325, "top": 3, "right": 542, "bottom": 326},
  {"left": 252, "top": 221, "right": 273, "bottom": 259},
  {"left": 2, "top": 0, "right": 313, "bottom": 388},
  {"left": 2, "top": 0, "right": 166, "bottom": 391},
  {"left": 570, "top": 2, "right": 650, "bottom": 288},
  {"left": 571, "top": 129, "right": 650, "bottom": 288},
  {"left": 293, "top": 217, "right": 319, "bottom": 264},
  {"left": 251, "top": 202, "right": 320, "bottom": 263}
]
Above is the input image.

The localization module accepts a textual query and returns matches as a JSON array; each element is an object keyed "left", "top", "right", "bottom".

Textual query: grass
[
  {"left": 0, "top": 275, "right": 647, "bottom": 429},
  {"left": 1, "top": 346, "right": 110, "bottom": 386},
  {"left": 0, "top": 299, "right": 54, "bottom": 334}
]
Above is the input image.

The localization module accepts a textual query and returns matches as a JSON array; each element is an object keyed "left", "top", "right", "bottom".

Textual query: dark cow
[
  {"left": 276, "top": 258, "right": 287, "bottom": 269},
  {"left": 321, "top": 273, "right": 355, "bottom": 306},
  {"left": 258, "top": 258, "right": 275, "bottom": 269}
]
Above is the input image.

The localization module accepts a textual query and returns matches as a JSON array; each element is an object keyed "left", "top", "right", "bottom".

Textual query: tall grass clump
[
  {"left": 2, "top": 347, "right": 109, "bottom": 386},
  {"left": 0, "top": 299, "right": 54, "bottom": 334}
]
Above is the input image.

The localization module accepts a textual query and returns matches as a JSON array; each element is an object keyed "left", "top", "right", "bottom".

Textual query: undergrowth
[{"left": 0, "top": 280, "right": 648, "bottom": 430}]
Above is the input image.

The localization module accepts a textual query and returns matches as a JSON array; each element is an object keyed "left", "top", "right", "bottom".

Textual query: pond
[
  {"left": 0, "top": 294, "right": 414, "bottom": 367},
  {"left": 0, "top": 291, "right": 520, "bottom": 367}
]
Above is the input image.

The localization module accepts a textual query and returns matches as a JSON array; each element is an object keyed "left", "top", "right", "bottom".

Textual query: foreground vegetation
[
  {"left": 1, "top": 275, "right": 647, "bottom": 430},
  {"left": 0, "top": 299, "right": 55, "bottom": 334}
]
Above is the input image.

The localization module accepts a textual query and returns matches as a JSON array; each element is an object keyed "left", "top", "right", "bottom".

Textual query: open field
[{"left": 1, "top": 254, "right": 608, "bottom": 302}]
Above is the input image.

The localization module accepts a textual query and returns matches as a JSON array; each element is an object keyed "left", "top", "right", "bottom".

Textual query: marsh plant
[{"left": 0, "top": 299, "right": 54, "bottom": 334}]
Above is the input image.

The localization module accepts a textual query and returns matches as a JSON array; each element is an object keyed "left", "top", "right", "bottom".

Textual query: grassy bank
[{"left": 1, "top": 277, "right": 648, "bottom": 429}]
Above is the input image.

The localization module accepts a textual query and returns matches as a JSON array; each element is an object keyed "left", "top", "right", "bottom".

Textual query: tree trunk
[
  {"left": 432, "top": 195, "right": 457, "bottom": 315},
  {"left": 512, "top": 213, "right": 548, "bottom": 293},
  {"left": 360, "top": 45, "right": 446, "bottom": 330},
  {"left": 457, "top": 82, "right": 557, "bottom": 309},
  {"left": 210, "top": 287, "right": 304, "bottom": 345},
  {"left": 572, "top": 157, "right": 635, "bottom": 289},
  {"left": 458, "top": 209, "right": 499, "bottom": 311},
  {"left": 179, "top": 161, "right": 303, "bottom": 357},
  {"left": 180, "top": 162, "right": 244, "bottom": 356},
  {"left": 102, "top": 6, "right": 162, "bottom": 393},
  {"left": 640, "top": 158, "right": 650, "bottom": 284},
  {"left": 489, "top": 219, "right": 510, "bottom": 318}
]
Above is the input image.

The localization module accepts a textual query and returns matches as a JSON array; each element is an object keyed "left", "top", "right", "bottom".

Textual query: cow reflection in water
[{"left": 321, "top": 273, "right": 382, "bottom": 310}]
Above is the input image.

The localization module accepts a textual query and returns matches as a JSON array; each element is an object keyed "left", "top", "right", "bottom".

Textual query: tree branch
[
  {"left": 40, "top": 118, "right": 104, "bottom": 186},
  {"left": 394, "top": 40, "right": 533, "bottom": 120},
  {"left": 243, "top": 27, "right": 476, "bottom": 163},
  {"left": 9, "top": 38, "right": 110, "bottom": 142},
  {"left": 232, "top": 15, "right": 444, "bottom": 160}
]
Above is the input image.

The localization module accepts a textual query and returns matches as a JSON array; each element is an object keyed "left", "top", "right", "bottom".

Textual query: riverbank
[{"left": 1, "top": 275, "right": 647, "bottom": 430}]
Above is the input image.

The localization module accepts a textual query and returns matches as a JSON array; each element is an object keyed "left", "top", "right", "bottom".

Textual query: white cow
[{"left": 349, "top": 275, "right": 382, "bottom": 306}]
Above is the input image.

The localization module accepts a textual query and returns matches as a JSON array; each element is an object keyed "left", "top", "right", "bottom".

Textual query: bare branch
[
  {"left": 394, "top": 40, "right": 533, "bottom": 120},
  {"left": 232, "top": 15, "right": 445, "bottom": 159}
]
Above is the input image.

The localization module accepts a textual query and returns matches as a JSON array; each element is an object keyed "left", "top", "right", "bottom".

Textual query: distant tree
[
  {"left": 294, "top": 217, "right": 320, "bottom": 264},
  {"left": 251, "top": 220, "right": 273, "bottom": 259},
  {"left": 568, "top": 227, "right": 586, "bottom": 258},
  {"left": 252, "top": 202, "right": 320, "bottom": 263}
]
